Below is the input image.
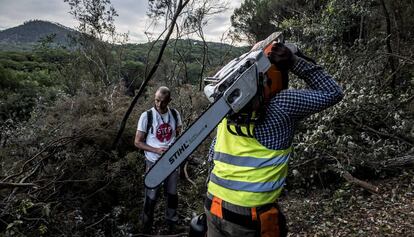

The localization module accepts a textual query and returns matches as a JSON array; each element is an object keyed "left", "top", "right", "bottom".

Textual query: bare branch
[{"left": 0, "top": 182, "right": 38, "bottom": 189}]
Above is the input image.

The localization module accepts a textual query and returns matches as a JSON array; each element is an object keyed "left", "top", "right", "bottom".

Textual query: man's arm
[
  {"left": 135, "top": 112, "right": 166, "bottom": 155},
  {"left": 134, "top": 130, "right": 167, "bottom": 155},
  {"left": 267, "top": 43, "right": 343, "bottom": 119},
  {"left": 207, "top": 137, "right": 216, "bottom": 162},
  {"left": 274, "top": 58, "right": 343, "bottom": 119}
]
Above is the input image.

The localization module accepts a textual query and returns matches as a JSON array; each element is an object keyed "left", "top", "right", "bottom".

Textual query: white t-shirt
[{"left": 137, "top": 107, "right": 182, "bottom": 162}]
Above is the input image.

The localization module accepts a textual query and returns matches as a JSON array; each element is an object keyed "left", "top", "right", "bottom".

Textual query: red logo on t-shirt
[{"left": 156, "top": 123, "right": 173, "bottom": 142}]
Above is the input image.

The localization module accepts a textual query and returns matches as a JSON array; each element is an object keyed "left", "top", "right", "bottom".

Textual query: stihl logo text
[{"left": 169, "top": 143, "right": 189, "bottom": 164}]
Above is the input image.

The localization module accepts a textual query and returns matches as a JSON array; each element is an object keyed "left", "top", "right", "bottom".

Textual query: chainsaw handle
[
  {"left": 267, "top": 42, "right": 297, "bottom": 71},
  {"left": 280, "top": 42, "right": 316, "bottom": 65},
  {"left": 268, "top": 42, "right": 317, "bottom": 67},
  {"left": 295, "top": 49, "right": 317, "bottom": 64}
]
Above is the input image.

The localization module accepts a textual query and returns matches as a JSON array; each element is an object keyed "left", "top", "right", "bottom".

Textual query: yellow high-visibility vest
[{"left": 208, "top": 119, "right": 292, "bottom": 207}]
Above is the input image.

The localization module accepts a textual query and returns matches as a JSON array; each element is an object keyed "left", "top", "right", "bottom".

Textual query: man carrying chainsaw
[
  {"left": 204, "top": 42, "right": 343, "bottom": 237},
  {"left": 134, "top": 86, "right": 183, "bottom": 234}
]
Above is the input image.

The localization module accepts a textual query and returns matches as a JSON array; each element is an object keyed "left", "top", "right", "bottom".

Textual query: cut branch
[
  {"left": 132, "top": 233, "right": 188, "bottom": 237},
  {"left": 2, "top": 134, "right": 85, "bottom": 182},
  {"left": 342, "top": 170, "right": 379, "bottom": 193},
  {"left": 184, "top": 161, "right": 197, "bottom": 188}
]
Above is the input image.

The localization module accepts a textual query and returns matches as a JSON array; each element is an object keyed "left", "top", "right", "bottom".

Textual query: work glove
[{"left": 268, "top": 42, "right": 299, "bottom": 71}]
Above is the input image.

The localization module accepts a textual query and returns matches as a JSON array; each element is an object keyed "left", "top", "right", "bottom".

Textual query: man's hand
[
  {"left": 135, "top": 130, "right": 168, "bottom": 155},
  {"left": 268, "top": 42, "right": 298, "bottom": 71},
  {"left": 155, "top": 147, "right": 168, "bottom": 155}
]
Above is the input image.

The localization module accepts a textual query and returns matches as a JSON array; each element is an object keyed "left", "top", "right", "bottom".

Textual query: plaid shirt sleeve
[
  {"left": 254, "top": 58, "right": 343, "bottom": 149},
  {"left": 207, "top": 137, "right": 216, "bottom": 162},
  {"left": 209, "top": 57, "right": 344, "bottom": 152},
  {"left": 273, "top": 58, "right": 343, "bottom": 119}
]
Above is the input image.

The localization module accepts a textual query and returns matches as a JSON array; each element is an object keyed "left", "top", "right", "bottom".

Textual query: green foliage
[
  {"left": 231, "top": 0, "right": 279, "bottom": 43},
  {"left": 121, "top": 60, "right": 145, "bottom": 89},
  {"left": 0, "top": 85, "right": 145, "bottom": 235},
  {"left": 231, "top": 0, "right": 322, "bottom": 43},
  {"left": 230, "top": 0, "right": 414, "bottom": 188},
  {"left": 0, "top": 53, "right": 62, "bottom": 122},
  {"left": 315, "top": 0, "right": 373, "bottom": 45},
  {"left": 119, "top": 39, "right": 245, "bottom": 88},
  {"left": 0, "top": 35, "right": 243, "bottom": 125}
]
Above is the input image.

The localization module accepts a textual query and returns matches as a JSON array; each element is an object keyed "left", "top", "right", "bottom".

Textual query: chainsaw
[{"left": 144, "top": 32, "right": 286, "bottom": 188}]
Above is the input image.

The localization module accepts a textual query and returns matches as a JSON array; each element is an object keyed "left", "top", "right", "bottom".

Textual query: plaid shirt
[{"left": 208, "top": 58, "right": 343, "bottom": 158}]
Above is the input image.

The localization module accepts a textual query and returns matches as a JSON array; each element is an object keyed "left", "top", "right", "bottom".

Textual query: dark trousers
[{"left": 142, "top": 160, "right": 179, "bottom": 233}]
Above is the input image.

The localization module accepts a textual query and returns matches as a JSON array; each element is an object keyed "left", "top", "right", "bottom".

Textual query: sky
[{"left": 0, "top": 0, "right": 244, "bottom": 44}]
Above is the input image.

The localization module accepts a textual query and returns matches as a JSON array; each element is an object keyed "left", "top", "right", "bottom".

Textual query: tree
[
  {"left": 231, "top": 0, "right": 278, "bottom": 44},
  {"left": 120, "top": 60, "right": 145, "bottom": 96},
  {"left": 64, "top": 0, "right": 127, "bottom": 88},
  {"left": 181, "top": 0, "right": 228, "bottom": 89},
  {"left": 231, "top": 0, "right": 310, "bottom": 44},
  {"left": 112, "top": 0, "right": 191, "bottom": 149}
]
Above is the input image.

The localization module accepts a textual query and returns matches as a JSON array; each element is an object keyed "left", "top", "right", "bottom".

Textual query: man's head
[{"left": 154, "top": 86, "right": 171, "bottom": 114}]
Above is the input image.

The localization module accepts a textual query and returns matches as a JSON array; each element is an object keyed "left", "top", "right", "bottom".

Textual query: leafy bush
[{"left": 288, "top": 43, "right": 414, "bottom": 188}]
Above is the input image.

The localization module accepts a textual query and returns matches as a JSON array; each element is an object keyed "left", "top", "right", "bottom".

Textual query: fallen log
[{"left": 369, "top": 155, "right": 414, "bottom": 170}]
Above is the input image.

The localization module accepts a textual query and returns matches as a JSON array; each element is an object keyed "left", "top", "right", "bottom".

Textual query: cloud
[
  {"left": 0, "top": 0, "right": 244, "bottom": 43},
  {"left": 0, "top": 0, "right": 76, "bottom": 29}
]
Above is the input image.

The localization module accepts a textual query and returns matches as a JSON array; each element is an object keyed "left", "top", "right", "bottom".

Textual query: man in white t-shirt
[{"left": 134, "top": 86, "right": 183, "bottom": 234}]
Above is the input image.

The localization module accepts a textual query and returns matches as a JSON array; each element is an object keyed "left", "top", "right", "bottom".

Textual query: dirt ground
[{"left": 281, "top": 170, "right": 414, "bottom": 236}]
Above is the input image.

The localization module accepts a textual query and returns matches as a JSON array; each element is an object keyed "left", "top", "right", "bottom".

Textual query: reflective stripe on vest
[
  {"left": 208, "top": 119, "right": 292, "bottom": 207},
  {"left": 210, "top": 173, "right": 286, "bottom": 192},
  {"left": 214, "top": 152, "right": 289, "bottom": 168}
]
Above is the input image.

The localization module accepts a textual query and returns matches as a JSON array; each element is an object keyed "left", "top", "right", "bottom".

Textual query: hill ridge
[{"left": 0, "top": 20, "right": 75, "bottom": 46}]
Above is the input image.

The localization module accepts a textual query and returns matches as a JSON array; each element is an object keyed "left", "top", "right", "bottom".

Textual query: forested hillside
[
  {"left": 0, "top": 20, "right": 76, "bottom": 51},
  {"left": 0, "top": 0, "right": 413, "bottom": 236}
]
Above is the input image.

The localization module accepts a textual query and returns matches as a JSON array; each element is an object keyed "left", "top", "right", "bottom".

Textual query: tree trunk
[{"left": 380, "top": 0, "right": 398, "bottom": 88}]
